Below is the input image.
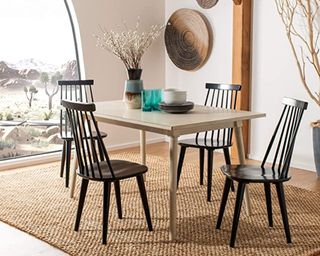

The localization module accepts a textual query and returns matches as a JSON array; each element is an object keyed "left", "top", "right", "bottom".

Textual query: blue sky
[{"left": 0, "top": 0, "right": 76, "bottom": 65}]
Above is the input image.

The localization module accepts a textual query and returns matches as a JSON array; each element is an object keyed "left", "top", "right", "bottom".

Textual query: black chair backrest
[
  {"left": 61, "top": 99, "right": 115, "bottom": 179},
  {"left": 196, "top": 83, "right": 241, "bottom": 145},
  {"left": 58, "top": 80, "right": 95, "bottom": 138},
  {"left": 261, "top": 97, "right": 308, "bottom": 178}
]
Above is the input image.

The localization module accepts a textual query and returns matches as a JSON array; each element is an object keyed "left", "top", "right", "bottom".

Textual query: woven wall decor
[
  {"left": 233, "top": 0, "right": 242, "bottom": 4},
  {"left": 165, "top": 9, "right": 212, "bottom": 71},
  {"left": 196, "top": 0, "right": 219, "bottom": 9}
]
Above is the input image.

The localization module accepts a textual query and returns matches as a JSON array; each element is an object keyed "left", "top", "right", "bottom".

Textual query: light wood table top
[{"left": 94, "top": 101, "right": 265, "bottom": 136}]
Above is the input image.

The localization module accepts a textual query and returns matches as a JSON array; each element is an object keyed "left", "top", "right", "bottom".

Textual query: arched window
[{"left": 0, "top": 0, "right": 81, "bottom": 161}]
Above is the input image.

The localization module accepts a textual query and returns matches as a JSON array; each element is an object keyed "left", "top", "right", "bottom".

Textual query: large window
[{"left": 0, "top": 0, "right": 79, "bottom": 161}]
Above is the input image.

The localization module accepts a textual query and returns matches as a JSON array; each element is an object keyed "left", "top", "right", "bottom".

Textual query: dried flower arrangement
[{"left": 95, "top": 18, "right": 164, "bottom": 70}]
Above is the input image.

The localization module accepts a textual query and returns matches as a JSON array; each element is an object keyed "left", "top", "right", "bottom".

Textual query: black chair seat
[
  {"left": 78, "top": 160, "right": 148, "bottom": 181},
  {"left": 221, "top": 165, "right": 291, "bottom": 183},
  {"left": 179, "top": 138, "right": 232, "bottom": 149}
]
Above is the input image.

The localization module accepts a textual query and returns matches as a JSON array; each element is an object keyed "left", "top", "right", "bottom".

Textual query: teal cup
[
  {"left": 141, "top": 89, "right": 163, "bottom": 112},
  {"left": 151, "top": 89, "right": 162, "bottom": 111},
  {"left": 142, "top": 89, "right": 153, "bottom": 112}
]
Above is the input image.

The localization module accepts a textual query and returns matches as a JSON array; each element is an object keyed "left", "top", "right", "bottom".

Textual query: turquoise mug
[{"left": 141, "top": 89, "right": 162, "bottom": 112}]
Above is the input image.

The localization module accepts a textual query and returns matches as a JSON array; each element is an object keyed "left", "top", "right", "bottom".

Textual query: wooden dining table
[{"left": 70, "top": 100, "right": 265, "bottom": 241}]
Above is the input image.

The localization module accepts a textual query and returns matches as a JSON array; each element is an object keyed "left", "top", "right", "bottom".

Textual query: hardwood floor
[{"left": 0, "top": 141, "right": 319, "bottom": 256}]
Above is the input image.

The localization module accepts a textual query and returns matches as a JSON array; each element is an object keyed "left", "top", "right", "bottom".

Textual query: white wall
[
  {"left": 165, "top": 0, "right": 233, "bottom": 143},
  {"left": 71, "top": 0, "right": 166, "bottom": 148},
  {"left": 166, "top": 0, "right": 317, "bottom": 171},
  {"left": 251, "top": 0, "right": 317, "bottom": 171},
  {"left": 71, "top": 0, "right": 317, "bottom": 171},
  {"left": 165, "top": 0, "right": 233, "bottom": 105}
]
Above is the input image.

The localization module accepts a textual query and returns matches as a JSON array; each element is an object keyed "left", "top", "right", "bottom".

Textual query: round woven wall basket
[
  {"left": 196, "top": 0, "right": 219, "bottom": 9},
  {"left": 233, "top": 0, "right": 242, "bottom": 4},
  {"left": 165, "top": 8, "right": 212, "bottom": 71}
]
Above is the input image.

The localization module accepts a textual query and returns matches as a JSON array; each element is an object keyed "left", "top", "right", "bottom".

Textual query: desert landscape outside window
[{"left": 0, "top": 0, "right": 79, "bottom": 161}]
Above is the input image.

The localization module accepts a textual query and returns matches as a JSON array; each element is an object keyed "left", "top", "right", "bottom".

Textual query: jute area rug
[{"left": 0, "top": 152, "right": 320, "bottom": 256}]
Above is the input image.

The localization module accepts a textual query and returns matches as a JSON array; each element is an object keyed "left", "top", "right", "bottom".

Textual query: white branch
[{"left": 275, "top": 0, "right": 320, "bottom": 106}]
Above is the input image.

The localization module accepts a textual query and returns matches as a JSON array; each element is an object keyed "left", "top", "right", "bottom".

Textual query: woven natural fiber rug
[{"left": 0, "top": 152, "right": 320, "bottom": 256}]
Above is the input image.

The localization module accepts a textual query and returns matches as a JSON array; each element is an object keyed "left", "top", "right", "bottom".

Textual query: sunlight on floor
[{"left": 0, "top": 222, "right": 67, "bottom": 256}]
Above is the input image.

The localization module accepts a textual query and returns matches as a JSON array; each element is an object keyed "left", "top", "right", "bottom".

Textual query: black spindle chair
[
  {"left": 216, "top": 97, "right": 308, "bottom": 247},
  {"left": 58, "top": 80, "right": 107, "bottom": 187},
  {"left": 177, "top": 83, "right": 241, "bottom": 201},
  {"left": 62, "top": 99, "right": 152, "bottom": 244}
]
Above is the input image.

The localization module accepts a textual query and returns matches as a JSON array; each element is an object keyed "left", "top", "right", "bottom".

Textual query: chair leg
[
  {"left": 223, "top": 148, "right": 231, "bottom": 165},
  {"left": 207, "top": 149, "right": 214, "bottom": 202},
  {"left": 216, "top": 177, "right": 232, "bottom": 229},
  {"left": 60, "top": 141, "right": 66, "bottom": 178},
  {"left": 74, "top": 178, "right": 89, "bottom": 231},
  {"left": 65, "top": 141, "right": 72, "bottom": 188},
  {"left": 264, "top": 183, "right": 273, "bottom": 227},
  {"left": 223, "top": 148, "right": 235, "bottom": 192},
  {"left": 230, "top": 181, "right": 235, "bottom": 192},
  {"left": 102, "top": 182, "right": 111, "bottom": 244},
  {"left": 199, "top": 148, "right": 205, "bottom": 185},
  {"left": 136, "top": 174, "right": 153, "bottom": 231},
  {"left": 230, "top": 182, "right": 246, "bottom": 248},
  {"left": 177, "top": 146, "right": 186, "bottom": 188},
  {"left": 114, "top": 180, "right": 122, "bottom": 219},
  {"left": 275, "top": 183, "right": 292, "bottom": 243}
]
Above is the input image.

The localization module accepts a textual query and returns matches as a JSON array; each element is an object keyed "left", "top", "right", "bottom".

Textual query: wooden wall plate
[
  {"left": 165, "top": 9, "right": 213, "bottom": 71},
  {"left": 196, "top": 0, "right": 219, "bottom": 9}
]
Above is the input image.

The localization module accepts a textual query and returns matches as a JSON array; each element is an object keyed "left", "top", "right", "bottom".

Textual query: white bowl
[{"left": 163, "top": 90, "right": 187, "bottom": 104}]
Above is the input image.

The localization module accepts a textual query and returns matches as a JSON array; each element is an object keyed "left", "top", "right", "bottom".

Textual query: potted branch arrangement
[
  {"left": 95, "top": 18, "right": 164, "bottom": 109},
  {"left": 275, "top": 0, "right": 320, "bottom": 176}
]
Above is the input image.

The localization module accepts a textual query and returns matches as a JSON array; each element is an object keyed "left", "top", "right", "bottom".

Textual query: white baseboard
[
  {"left": 107, "top": 137, "right": 165, "bottom": 151},
  {"left": 0, "top": 137, "right": 165, "bottom": 171},
  {"left": 248, "top": 153, "right": 316, "bottom": 173},
  {"left": 0, "top": 152, "right": 62, "bottom": 172}
]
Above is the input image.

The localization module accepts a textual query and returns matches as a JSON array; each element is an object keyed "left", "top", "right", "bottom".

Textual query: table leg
[
  {"left": 169, "top": 136, "right": 178, "bottom": 240},
  {"left": 140, "top": 130, "right": 147, "bottom": 181},
  {"left": 70, "top": 153, "right": 78, "bottom": 199},
  {"left": 234, "top": 121, "right": 252, "bottom": 215},
  {"left": 140, "top": 130, "right": 146, "bottom": 165}
]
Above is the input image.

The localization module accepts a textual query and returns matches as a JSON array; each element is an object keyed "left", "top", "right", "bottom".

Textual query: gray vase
[
  {"left": 124, "top": 80, "right": 143, "bottom": 109},
  {"left": 312, "top": 127, "right": 320, "bottom": 176}
]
